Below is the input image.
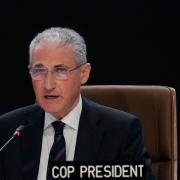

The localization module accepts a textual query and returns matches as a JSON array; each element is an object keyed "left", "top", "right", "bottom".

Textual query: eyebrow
[
  {"left": 54, "top": 64, "right": 68, "bottom": 68},
  {"left": 32, "top": 63, "right": 68, "bottom": 68},
  {"left": 32, "top": 64, "right": 44, "bottom": 68}
]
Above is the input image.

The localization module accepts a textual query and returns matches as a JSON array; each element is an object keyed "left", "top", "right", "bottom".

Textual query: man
[{"left": 0, "top": 27, "right": 155, "bottom": 180}]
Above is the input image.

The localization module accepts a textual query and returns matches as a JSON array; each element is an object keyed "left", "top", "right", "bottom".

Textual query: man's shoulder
[
  {"left": 0, "top": 104, "right": 41, "bottom": 122},
  {"left": 82, "top": 97, "right": 142, "bottom": 139},
  {"left": 83, "top": 97, "right": 136, "bottom": 116},
  {"left": 83, "top": 97, "right": 139, "bottom": 126},
  {"left": 0, "top": 104, "right": 44, "bottom": 142}
]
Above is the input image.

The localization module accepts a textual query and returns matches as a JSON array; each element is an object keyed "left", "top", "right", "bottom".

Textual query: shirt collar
[{"left": 44, "top": 95, "right": 82, "bottom": 130}]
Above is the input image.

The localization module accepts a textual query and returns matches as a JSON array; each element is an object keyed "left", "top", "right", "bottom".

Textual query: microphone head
[
  {"left": 13, "top": 125, "right": 25, "bottom": 137},
  {"left": 16, "top": 125, "right": 25, "bottom": 131}
]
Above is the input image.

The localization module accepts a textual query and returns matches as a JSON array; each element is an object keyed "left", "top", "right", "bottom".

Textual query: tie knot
[{"left": 51, "top": 121, "right": 65, "bottom": 135}]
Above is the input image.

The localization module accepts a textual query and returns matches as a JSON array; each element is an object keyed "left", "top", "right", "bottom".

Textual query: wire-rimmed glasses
[{"left": 29, "top": 63, "right": 85, "bottom": 80}]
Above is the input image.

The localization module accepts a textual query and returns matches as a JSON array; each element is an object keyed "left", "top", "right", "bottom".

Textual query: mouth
[{"left": 44, "top": 95, "right": 59, "bottom": 99}]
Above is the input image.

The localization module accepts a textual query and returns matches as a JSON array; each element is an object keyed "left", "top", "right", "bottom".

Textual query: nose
[{"left": 44, "top": 72, "right": 56, "bottom": 91}]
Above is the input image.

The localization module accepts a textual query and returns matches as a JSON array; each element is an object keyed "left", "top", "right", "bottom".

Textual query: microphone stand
[{"left": 0, "top": 125, "right": 24, "bottom": 152}]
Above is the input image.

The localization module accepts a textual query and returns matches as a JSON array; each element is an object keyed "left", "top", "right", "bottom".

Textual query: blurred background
[
  {"left": 0, "top": 0, "right": 179, "bottom": 111},
  {"left": 0, "top": 0, "right": 179, "bottom": 174}
]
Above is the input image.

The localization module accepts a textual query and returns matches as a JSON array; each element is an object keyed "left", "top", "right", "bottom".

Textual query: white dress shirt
[{"left": 37, "top": 96, "right": 82, "bottom": 180}]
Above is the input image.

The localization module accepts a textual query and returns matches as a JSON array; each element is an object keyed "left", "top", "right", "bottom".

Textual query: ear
[{"left": 80, "top": 63, "right": 91, "bottom": 84}]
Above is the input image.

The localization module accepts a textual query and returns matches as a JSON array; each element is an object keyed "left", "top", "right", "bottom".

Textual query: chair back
[{"left": 81, "top": 85, "right": 178, "bottom": 180}]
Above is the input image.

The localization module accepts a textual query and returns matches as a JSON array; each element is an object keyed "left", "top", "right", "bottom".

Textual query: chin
[{"left": 40, "top": 103, "right": 61, "bottom": 114}]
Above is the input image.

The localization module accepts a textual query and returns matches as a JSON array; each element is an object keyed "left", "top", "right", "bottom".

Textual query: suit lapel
[
  {"left": 21, "top": 106, "right": 44, "bottom": 180},
  {"left": 74, "top": 98, "right": 105, "bottom": 161}
]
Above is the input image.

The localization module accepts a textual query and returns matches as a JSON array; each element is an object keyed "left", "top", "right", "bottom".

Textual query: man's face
[{"left": 30, "top": 42, "right": 91, "bottom": 118}]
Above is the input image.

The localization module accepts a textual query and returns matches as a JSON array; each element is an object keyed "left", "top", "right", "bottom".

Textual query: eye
[
  {"left": 31, "top": 68, "right": 46, "bottom": 74},
  {"left": 54, "top": 67, "right": 67, "bottom": 74}
]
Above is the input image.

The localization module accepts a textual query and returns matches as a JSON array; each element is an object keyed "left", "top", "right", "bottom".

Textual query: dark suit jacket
[{"left": 0, "top": 97, "right": 155, "bottom": 180}]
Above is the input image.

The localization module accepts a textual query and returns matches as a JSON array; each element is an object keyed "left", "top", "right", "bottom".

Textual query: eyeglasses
[{"left": 29, "top": 63, "right": 85, "bottom": 80}]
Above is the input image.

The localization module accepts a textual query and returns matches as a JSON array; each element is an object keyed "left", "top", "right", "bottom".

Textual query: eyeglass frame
[{"left": 28, "top": 63, "right": 86, "bottom": 80}]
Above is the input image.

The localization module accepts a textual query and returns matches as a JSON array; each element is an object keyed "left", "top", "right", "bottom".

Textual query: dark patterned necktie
[{"left": 46, "top": 121, "right": 66, "bottom": 180}]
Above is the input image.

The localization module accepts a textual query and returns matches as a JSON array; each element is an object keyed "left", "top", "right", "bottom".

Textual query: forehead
[{"left": 31, "top": 42, "right": 76, "bottom": 67}]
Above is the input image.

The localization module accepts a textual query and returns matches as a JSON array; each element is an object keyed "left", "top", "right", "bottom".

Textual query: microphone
[{"left": 0, "top": 125, "right": 25, "bottom": 152}]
